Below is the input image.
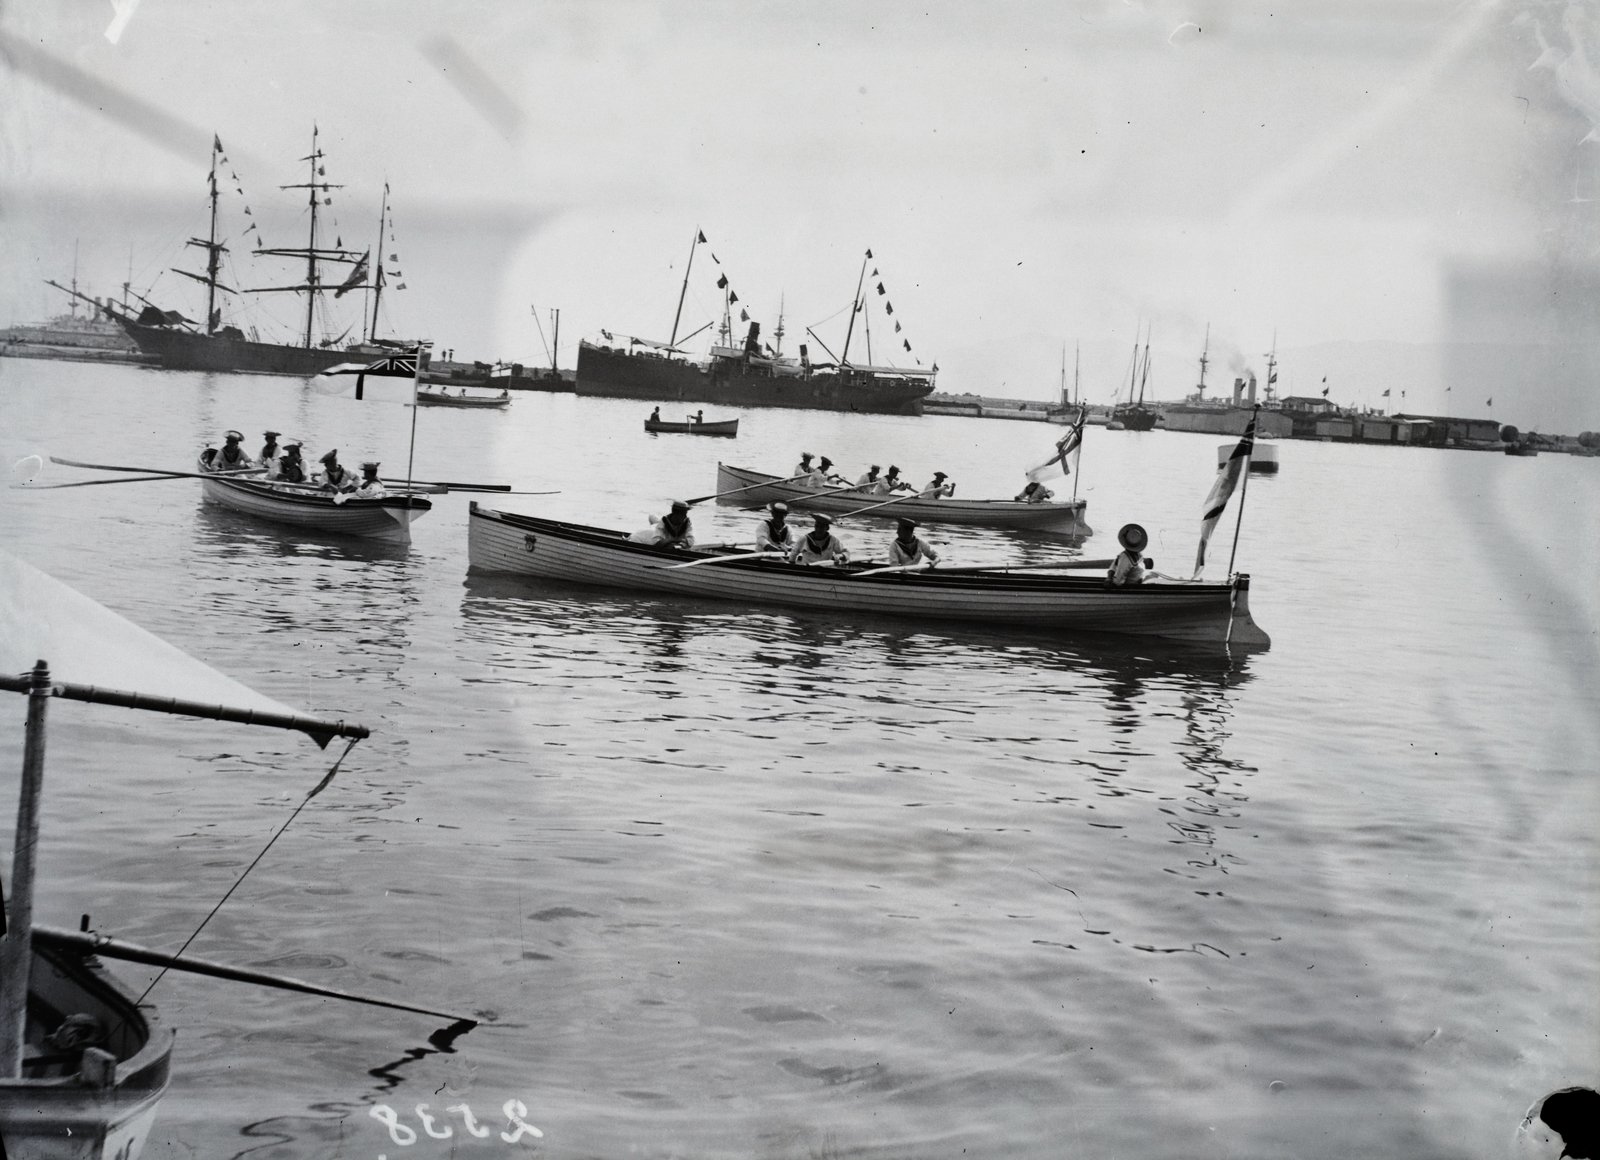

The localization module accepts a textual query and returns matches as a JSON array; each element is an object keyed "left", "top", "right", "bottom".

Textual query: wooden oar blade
[{"left": 14, "top": 474, "right": 191, "bottom": 490}]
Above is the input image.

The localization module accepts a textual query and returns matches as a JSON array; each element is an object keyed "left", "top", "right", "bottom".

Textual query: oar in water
[
  {"left": 49, "top": 456, "right": 264, "bottom": 481},
  {"left": 658, "top": 550, "right": 785, "bottom": 570},
  {"left": 15, "top": 473, "right": 192, "bottom": 490},
  {"left": 855, "top": 557, "right": 1118, "bottom": 578},
  {"left": 31, "top": 925, "right": 476, "bottom": 1026},
  {"left": 834, "top": 489, "right": 925, "bottom": 518},
  {"left": 379, "top": 478, "right": 559, "bottom": 495},
  {"left": 685, "top": 471, "right": 813, "bottom": 505}
]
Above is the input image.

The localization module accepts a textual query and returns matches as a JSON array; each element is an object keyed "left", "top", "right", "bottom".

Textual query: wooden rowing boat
[
  {"left": 645, "top": 417, "right": 739, "bottom": 437},
  {"left": 416, "top": 388, "right": 510, "bottom": 407},
  {"left": 714, "top": 464, "right": 1092, "bottom": 537},
  {"left": 196, "top": 458, "right": 431, "bottom": 542},
  {"left": 0, "top": 938, "right": 174, "bottom": 1159},
  {"left": 466, "top": 505, "right": 1269, "bottom": 646}
]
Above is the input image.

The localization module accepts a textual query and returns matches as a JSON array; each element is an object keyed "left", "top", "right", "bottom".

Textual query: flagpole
[
  {"left": 1224, "top": 406, "right": 1258, "bottom": 577},
  {"left": 405, "top": 342, "right": 427, "bottom": 493},
  {"left": 1071, "top": 408, "right": 1085, "bottom": 503}
]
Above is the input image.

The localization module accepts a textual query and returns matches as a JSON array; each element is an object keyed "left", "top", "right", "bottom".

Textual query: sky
[{"left": 3, "top": 0, "right": 1599, "bottom": 427}]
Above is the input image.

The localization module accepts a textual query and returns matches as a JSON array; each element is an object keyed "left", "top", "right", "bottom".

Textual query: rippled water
[{"left": 1, "top": 357, "right": 1596, "bottom": 1159}]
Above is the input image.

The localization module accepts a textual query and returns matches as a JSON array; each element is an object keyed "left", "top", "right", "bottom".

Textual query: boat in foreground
[
  {"left": 645, "top": 417, "right": 739, "bottom": 437},
  {"left": 0, "top": 939, "right": 173, "bottom": 1160},
  {"left": 715, "top": 464, "right": 1092, "bottom": 537},
  {"left": 197, "top": 458, "right": 431, "bottom": 542},
  {"left": 416, "top": 387, "right": 511, "bottom": 408},
  {"left": 467, "top": 505, "right": 1268, "bottom": 646}
]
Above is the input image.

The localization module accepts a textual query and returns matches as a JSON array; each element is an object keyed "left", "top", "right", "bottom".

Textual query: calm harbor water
[{"left": 1, "top": 356, "right": 1596, "bottom": 1159}]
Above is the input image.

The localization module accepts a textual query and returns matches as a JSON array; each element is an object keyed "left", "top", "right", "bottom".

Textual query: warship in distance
[
  {"left": 116, "top": 129, "right": 404, "bottom": 375},
  {"left": 575, "top": 235, "right": 936, "bottom": 416}
]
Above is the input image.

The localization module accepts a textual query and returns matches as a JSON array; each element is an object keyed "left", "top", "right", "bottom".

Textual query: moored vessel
[{"left": 196, "top": 456, "right": 431, "bottom": 542}]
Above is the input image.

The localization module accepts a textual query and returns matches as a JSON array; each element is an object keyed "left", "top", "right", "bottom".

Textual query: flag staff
[
  {"left": 1224, "top": 405, "right": 1259, "bottom": 577},
  {"left": 405, "top": 341, "right": 431, "bottom": 493},
  {"left": 1072, "top": 344, "right": 1083, "bottom": 503}
]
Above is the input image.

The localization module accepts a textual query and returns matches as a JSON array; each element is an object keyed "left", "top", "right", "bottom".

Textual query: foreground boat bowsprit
[{"left": 466, "top": 505, "right": 1269, "bottom": 646}]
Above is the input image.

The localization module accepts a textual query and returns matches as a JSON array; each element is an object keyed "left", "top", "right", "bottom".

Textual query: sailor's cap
[
  {"left": 263, "top": 430, "right": 281, "bottom": 439},
  {"left": 224, "top": 430, "right": 243, "bottom": 441},
  {"left": 319, "top": 449, "right": 339, "bottom": 464},
  {"left": 770, "top": 502, "right": 789, "bottom": 514}
]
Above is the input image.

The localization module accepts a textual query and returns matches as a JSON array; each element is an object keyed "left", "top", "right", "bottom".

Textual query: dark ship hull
[
  {"left": 116, "top": 319, "right": 357, "bottom": 376},
  {"left": 575, "top": 341, "right": 932, "bottom": 416},
  {"left": 1113, "top": 405, "right": 1159, "bottom": 431}
]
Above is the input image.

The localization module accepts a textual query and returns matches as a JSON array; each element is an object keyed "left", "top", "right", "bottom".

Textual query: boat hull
[
  {"left": 576, "top": 342, "right": 932, "bottom": 416},
  {"left": 645, "top": 419, "right": 739, "bottom": 436},
  {"left": 416, "top": 390, "right": 510, "bottom": 407},
  {"left": 467, "top": 505, "right": 1268, "bottom": 646},
  {"left": 115, "top": 319, "right": 357, "bottom": 376},
  {"left": 714, "top": 465, "right": 1092, "bottom": 537},
  {"left": 199, "top": 467, "right": 430, "bottom": 542},
  {"left": 0, "top": 940, "right": 173, "bottom": 1160}
]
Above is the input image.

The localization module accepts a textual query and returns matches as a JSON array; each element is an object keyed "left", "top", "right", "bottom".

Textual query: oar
[
  {"left": 31, "top": 925, "right": 476, "bottom": 1026},
  {"left": 834, "top": 489, "right": 924, "bottom": 518},
  {"left": 378, "top": 478, "right": 558, "bottom": 494},
  {"left": 659, "top": 550, "right": 785, "bottom": 570},
  {"left": 856, "top": 557, "right": 1117, "bottom": 578},
  {"left": 685, "top": 471, "right": 814, "bottom": 504},
  {"left": 14, "top": 474, "right": 193, "bottom": 490},
  {"left": 49, "top": 456, "right": 265, "bottom": 482}
]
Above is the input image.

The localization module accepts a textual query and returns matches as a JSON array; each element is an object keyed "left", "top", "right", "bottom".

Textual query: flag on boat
[
  {"left": 1194, "top": 413, "right": 1256, "bottom": 576},
  {"left": 1025, "top": 409, "right": 1088, "bottom": 483},
  {"left": 333, "top": 251, "right": 369, "bottom": 298},
  {"left": 316, "top": 352, "right": 419, "bottom": 379}
]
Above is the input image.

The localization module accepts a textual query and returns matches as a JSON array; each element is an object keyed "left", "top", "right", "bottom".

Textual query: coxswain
[
  {"left": 755, "top": 502, "right": 795, "bottom": 554},
  {"left": 1107, "top": 523, "right": 1151, "bottom": 588},
  {"left": 630, "top": 500, "right": 695, "bottom": 548},
  {"left": 888, "top": 518, "right": 940, "bottom": 568},
  {"left": 1015, "top": 480, "right": 1053, "bottom": 503},
  {"left": 355, "top": 461, "right": 386, "bottom": 496},
  {"left": 276, "top": 442, "right": 307, "bottom": 484},
  {"left": 317, "top": 449, "right": 357, "bottom": 492},
  {"left": 920, "top": 471, "right": 955, "bottom": 499},
  {"left": 793, "top": 451, "right": 815, "bottom": 478},
  {"left": 856, "top": 464, "right": 882, "bottom": 488},
  {"left": 874, "top": 465, "right": 914, "bottom": 495},
  {"left": 788, "top": 513, "right": 849, "bottom": 566},
  {"left": 214, "top": 430, "right": 254, "bottom": 471},
  {"left": 260, "top": 430, "right": 282, "bottom": 464}
]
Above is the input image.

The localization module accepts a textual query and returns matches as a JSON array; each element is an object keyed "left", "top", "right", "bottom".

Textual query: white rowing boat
[
  {"left": 466, "top": 505, "right": 1269, "bottom": 646},
  {"left": 714, "top": 464, "right": 1091, "bottom": 536},
  {"left": 196, "top": 458, "right": 431, "bottom": 542}
]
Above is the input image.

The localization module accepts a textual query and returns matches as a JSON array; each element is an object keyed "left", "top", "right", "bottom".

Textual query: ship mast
[
  {"left": 365, "top": 183, "right": 388, "bottom": 344},
  {"left": 251, "top": 126, "right": 365, "bottom": 348},
  {"left": 1073, "top": 341, "right": 1080, "bottom": 406},
  {"left": 1137, "top": 327, "right": 1152, "bottom": 406},
  {"left": 840, "top": 250, "right": 871, "bottom": 368},
  {"left": 1197, "top": 323, "right": 1210, "bottom": 401},
  {"left": 173, "top": 137, "right": 232, "bottom": 333},
  {"left": 773, "top": 294, "right": 785, "bottom": 356},
  {"left": 1264, "top": 330, "right": 1278, "bottom": 404},
  {"left": 668, "top": 227, "right": 701, "bottom": 350}
]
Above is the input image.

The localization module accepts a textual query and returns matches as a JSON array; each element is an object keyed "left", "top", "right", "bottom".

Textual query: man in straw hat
[
  {"left": 1107, "top": 523, "right": 1153, "bottom": 587},
  {"left": 214, "top": 430, "right": 254, "bottom": 471},
  {"left": 630, "top": 500, "right": 695, "bottom": 549},
  {"left": 755, "top": 502, "right": 795, "bottom": 555},
  {"left": 316, "top": 449, "right": 357, "bottom": 492},
  {"left": 872, "top": 465, "right": 914, "bottom": 495},
  {"left": 788, "top": 513, "right": 850, "bottom": 566},
  {"left": 793, "top": 451, "right": 816, "bottom": 478},
  {"left": 919, "top": 470, "right": 955, "bottom": 499},
  {"left": 355, "top": 461, "right": 386, "bottom": 496},
  {"left": 259, "top": 430, "right": 282, "bottom": 464},
  {"left": 856, "top": 464, "right": 883, "bottom": 489},
  {"left": 276, "top": 441, "right": 307, "bottom": 484},
  {"left": 887, "top": 517, "right": 940, "bottom": 568}
]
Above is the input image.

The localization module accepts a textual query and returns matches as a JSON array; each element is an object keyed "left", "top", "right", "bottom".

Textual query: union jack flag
[{"left": 316, "top": 348, "right": 425, "bottom": 379}]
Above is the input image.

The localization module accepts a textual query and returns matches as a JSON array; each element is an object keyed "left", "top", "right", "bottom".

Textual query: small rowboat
[
  {"left": 645, "top": 417, "right": 739, "bottom": 437},
  {"left": 715, "top": 464, "right": 1091, "bottom": 537},
  {"left": 0, "top": 937, "right": 174, "bottom": 1159},
  {"left": 416, "top": 388, "right": 510, "bottom": 408},
  {"left": 467, "top": 505, "right": 1269, "bottom": 646},
  {"left": 197, "top": 458, "right": 431, "bottom": 542}
]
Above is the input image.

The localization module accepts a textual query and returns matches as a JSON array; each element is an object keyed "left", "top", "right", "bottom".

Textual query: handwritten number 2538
[{"left": 370, "top": 1100, "right": 543, "bottom": 1145}]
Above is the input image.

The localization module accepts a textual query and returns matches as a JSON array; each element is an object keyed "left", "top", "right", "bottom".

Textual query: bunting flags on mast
[{"left": 1194, "top": 413, "right": 1256, "bottom": 576}]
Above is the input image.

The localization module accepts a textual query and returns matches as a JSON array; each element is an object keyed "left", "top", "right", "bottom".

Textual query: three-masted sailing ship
[
  {"left": 575, "top": 232, "right": 936, "bottom": 415},
  {"left": 1111, "top": 325, "right": 1159, "bottom": 431},
  {"left": 115, "top": 129, "right": 405, "bottom": 376}
]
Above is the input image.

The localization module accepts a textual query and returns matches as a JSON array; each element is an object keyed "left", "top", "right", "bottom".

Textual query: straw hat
[{"left": 1117, "top": 523, "right": 1149, "bottom": 551}]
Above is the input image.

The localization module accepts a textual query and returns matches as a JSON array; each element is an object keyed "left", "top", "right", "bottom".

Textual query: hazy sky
[{"left": 3, "top": 1, "right": 1597, "bottom": 416}]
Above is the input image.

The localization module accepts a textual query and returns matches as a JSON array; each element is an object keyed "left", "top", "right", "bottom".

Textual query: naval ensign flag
[
  {"left": 1024, "top": 410, "right": 1088, "bottom": 483},
  {"left": 1194, "top": 412, "right": 1256, "bottom": 576}
]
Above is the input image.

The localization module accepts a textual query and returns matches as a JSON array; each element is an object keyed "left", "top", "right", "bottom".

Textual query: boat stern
[{"left": 1224, "top": 573, "right": 1271, "bottom": 648}]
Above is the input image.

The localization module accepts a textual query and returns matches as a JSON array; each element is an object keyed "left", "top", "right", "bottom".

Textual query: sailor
[
  {"left": 630, "top": 500, "right": 696, "bottom": 548},
  {"left": 355, "top": 461, "right": 386, "bottom": 496},
  {"left": 888, "top": 518, "right": 940, "bottom": 567},
  {"left": 650, "top": 406, "right": 661, "bottom": 422},
  {"left": 856, "top": 464, "right": 882, "bottom": 488},
  {"left": 873, "top": 465, "right": 914, "bottom": 495},
  {"left": 214, "top": 430, "right": 254, "bottom": 471},
  {"left": 755, "top": 502, "right": 796, "bottom": 554},
  {"left": 1015, "top": 480, "right": 1054, "bottom": 503},
  {"left": 317, "top": 449, "right": 357, "bottom": 492},
  {"left": 260, "top": 430, "right": 282, "bottom": 464},
  {"left": 788, "top": 513, "right": 849, "bottom": 566},
  {"left": 1107, "top": 523, "right": 1151, "bottom": 588},
  {"left": 793, "top": 451, "right": 815, "bottom": 479},
  {"left": 920, "top": 471, "right": 955, "bottom": 499},
  {"left": 808, "top": 456, "right": 848, "bottom": 489},
  {"left": 276, "top": 442, "right": 307, "bottom": 484},
  {"left": 692, "top": 410, "right": 704, "bottom": 424}
]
